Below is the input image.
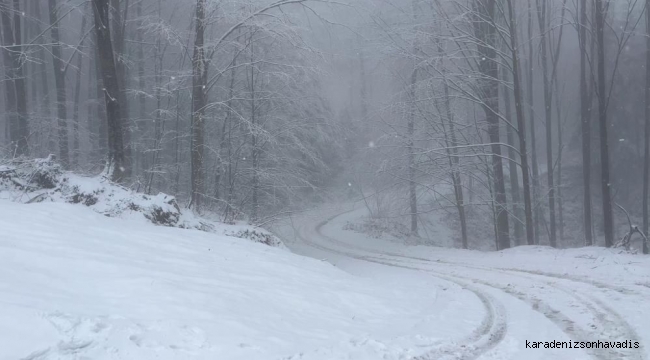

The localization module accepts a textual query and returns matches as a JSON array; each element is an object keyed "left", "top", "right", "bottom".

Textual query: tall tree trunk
[
  {"left": 110, "top": 0, "right": 131, "bottom": 178},
  {"left": 190, "top": 0, "right": 207, "bottom": 210},
  {"left": 408, "top": 66, "right": 418, "bottom": 235},
  {"left": 507, "top": 0, "right": 535, "bottom": 246},
  {"left": 92, "top": 0, "right": 126, "bottom": 182},
  {"left": 136, "top": 0, "right": 146, "bottom": 178},
  {"left": 49, "top": 0, "right": 70, "bottom": 166},
  {"left": 473, "top": 0, "right": 510, "bottom": 249},
  {"left": 87, "top": 47, "right": 99, "bottom": 162},
  {"left": 550, "top": 0, "right": 568, "bottom": 243},
  {"left": 555, "top": 82, "right": 565, "bottom": 242},
  {"left": 537, "top": 0, "right": 557, "bottom": 247},
  {"left": 503, "top": 68, "right": 523, "bottom": 245},
  {"left": 249, "top": 36, "right": 259, "bottom": 221},
  {"left": 94, "top": 43, "right": 108, "bottom": 166},
  {"left": 640, "top": 0, "right": 650, "bottom": 254},
  {"left": 215, "top": 61, "right": 237, "bottom": 202},
  {"left": 442, "top": 73, "right": 468, "bottom": 249},
  {"left": 527, "top": 0, "right": 541, "bottom": 244},
  {"left": 31, "top": 0, "right": 54, "bottom": 154},
  {"left": 0, "top": 0, "right": 18, "bottom": 154},
  {"left": 595, "top": 0, "right": 614, "bottom": 247},
  {"left": 12, "top": 0, "right": 29, "bottom": 157},
  {"left": 0, "top": 0, "right": 30, "bottom": 157},
  {"left": 579, "top": 0, "right": 593, "bottom": 245},
  {"left": 71, "top": 8, "right": 88, "bottom": 168},
  {"left": 407, "top": 0, "right": 419, "bottom": 235}
]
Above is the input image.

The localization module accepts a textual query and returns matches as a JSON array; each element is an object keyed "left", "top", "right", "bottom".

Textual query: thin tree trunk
[
  {"left": 527, "top": 0, "right": 541, "bottom": 244},
  {"left": 216, "top": 61, "right": 237, "bottom": 202},
  {"left": 595, "top": 0, "right": 614, "bottom": 247},
  {"left": 438, "top": 40, "right": 467, "bottom": 248},
  {"left": 407, "top": 0, "right": 419, "bottom": 235},
  {"left": 86, "top": 47, "right": 99, "bottom": 162},
  {"left": 94, "top": 43, "right": 108, "bottom": 166},
  {"left": 537, "top": 0, "right": 557, "bottom": 247},
  {"left": 146, "top": 40, "right": 163, "bottom": 195},
  {"left": 640, "top": 0, "right": 650, "bottom": 254},
  {"left": 408, "top": 66, "right": 418, "bottom": 235},
  {"left": 503, "top": 68, "right": 523, "bottom": 245},
  {"left": 579, "top": 0, "right": 593, "bottom": 245},
  {"left": 550, "top": 0, "right": 568, "bottom": 243},
  {"left": 444, "top": 81, "right": 468, "bottom": 249},
  {"left": 555, "top": 82, "right": 565, "bottom": 242},
  {"left": 190, "top": 0, "right": 207, "bottom": 210}
]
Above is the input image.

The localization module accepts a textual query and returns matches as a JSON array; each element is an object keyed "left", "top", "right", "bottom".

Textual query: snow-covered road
[{"left": 286, "top": 204, "right": 650, "bottom": 360}]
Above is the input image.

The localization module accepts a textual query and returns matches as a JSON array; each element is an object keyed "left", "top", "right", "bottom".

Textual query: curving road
[{"left": 286, "top": 205, "right": 649, "bottom": 360}]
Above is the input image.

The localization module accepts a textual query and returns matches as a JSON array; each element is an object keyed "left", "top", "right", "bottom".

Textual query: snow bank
[
  {"left": 0, "top": 200, "right": 440, "bottom": 360},
  {"left": 0, "top": 157, "right": 281, "bottom": 247}
]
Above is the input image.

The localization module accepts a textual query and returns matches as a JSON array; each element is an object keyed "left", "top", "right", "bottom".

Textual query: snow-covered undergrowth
[
  {"left": 0, "top": 200, "right": 441, "bottom": 360},
  {"left": 0, "top": 157, "right": 281, "bottom": 247},
  {"left": 342, "top": 218, "right": 411, "bottom": 240},
  {"left": 332, "top": 205, "right": 650, "bottom": 285}
]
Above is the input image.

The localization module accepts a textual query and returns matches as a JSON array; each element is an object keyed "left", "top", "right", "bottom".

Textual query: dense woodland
[{"left": 1, "top": 0, "right": 650, "bottom": 252}]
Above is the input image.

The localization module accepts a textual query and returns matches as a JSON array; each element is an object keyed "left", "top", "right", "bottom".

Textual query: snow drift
[{"left": 0, "top": 157, "right": 281, "bottom": 247}]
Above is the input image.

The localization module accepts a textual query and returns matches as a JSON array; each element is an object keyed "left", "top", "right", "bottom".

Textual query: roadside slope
[{"left": 0, "top": 200, "right": 440, "bottom": 360}]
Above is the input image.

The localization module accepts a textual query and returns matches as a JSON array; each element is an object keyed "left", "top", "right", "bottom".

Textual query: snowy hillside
[{"left": 0, "top": 200, "right": 447, "bottom": 360}]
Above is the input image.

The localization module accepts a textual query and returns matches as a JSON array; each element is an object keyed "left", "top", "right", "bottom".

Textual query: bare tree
[
  {"left": 92, "top": 0, "right": 126, "bottom": 181},
  {"left": 595, "top": 0, "right": 614, "bottom": 247},
  {"left": 505, "top": 0, "right": 535, "bottom": 246},
  {"left": 190, "top": 0, "right": 207, "bottom": 211},
  {"left": 578, "top": 0, "right": 593, "bottom": 245},
  {"left": 640, "top": 0, "right": 650, "bottom": 254},
  {"left": 472, "top": 0, "right": 510, "bottom": 249}
]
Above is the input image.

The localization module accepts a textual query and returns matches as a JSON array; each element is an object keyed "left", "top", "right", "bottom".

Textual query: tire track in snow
[
  {"left": 296, "top": 215, "right": 508, "bottom": 360},
  {"left": 307, "top": 209, "right": 645, "bottom": 360},
  {"left": 380, "top": 256, "right": 646, "bottom": 360},
  {"left": 372, "top": 254, "right": 645, "bottom": 360}
]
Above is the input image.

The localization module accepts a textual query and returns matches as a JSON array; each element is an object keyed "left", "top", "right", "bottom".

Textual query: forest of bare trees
[{"left": 1, "top": 0, "right": 650, "bottom": 252}]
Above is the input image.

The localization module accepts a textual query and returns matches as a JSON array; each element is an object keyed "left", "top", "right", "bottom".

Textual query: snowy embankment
[
  {"left": 0, "top": 157, "right": 281, "bottom": 247},
  {"left": 0, "top": 181, "right": 444, "bottom": 358}
]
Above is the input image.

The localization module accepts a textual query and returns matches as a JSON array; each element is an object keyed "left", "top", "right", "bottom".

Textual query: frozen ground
[{"left": 2, "top": 199, "right": 650, "bottom": 359}]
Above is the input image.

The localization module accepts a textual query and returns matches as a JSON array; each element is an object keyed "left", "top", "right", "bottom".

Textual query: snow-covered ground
[
  {"left": 0, "top": 200, "right": 457, "bottom": 360},
  {"left": 284, "top": 203, "right": 650, "bottom": 360},
  {"left": 2, "top": 197, "right": 650, "bottom": 360}
]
